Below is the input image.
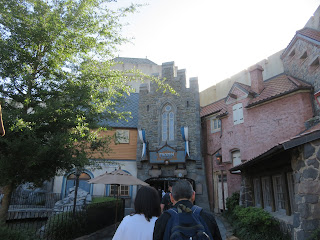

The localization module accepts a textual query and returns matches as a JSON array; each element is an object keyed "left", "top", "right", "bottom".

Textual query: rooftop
[
  {"left": 100, "top": 93, "right": 139, "bottom": 129},
  {"left": 200, "top": 74, "right": 312, "bottom": 117},
  {"left": 113, "top": 57, "right": 158, "bottom": 65}
]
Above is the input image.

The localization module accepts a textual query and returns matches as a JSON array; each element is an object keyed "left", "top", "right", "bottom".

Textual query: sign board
[{"left": 150, "top": 145, "right": 185, "bottom": 164}]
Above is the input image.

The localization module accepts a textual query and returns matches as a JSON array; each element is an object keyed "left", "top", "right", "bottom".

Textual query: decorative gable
[{"left": 226, "top": 85, "right": 249, "bottom": 105}]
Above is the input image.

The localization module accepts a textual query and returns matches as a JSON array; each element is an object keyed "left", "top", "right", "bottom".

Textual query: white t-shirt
[{"left": 112, "top": 214, "right": 158, "bottom": 240}]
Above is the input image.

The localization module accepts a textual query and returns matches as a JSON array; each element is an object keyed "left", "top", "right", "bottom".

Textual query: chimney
[{"left": 248, "top": 64, "right": 264, "bottom": 94}]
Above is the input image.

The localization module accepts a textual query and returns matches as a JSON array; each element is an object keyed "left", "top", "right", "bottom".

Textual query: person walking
[
  {"left": 153, "top": 180, "right": 222, "bottom": 240},
  {"left": 160, "top": 181, "right": 173, "bottom": 212},
  {"left": 113, "top": 186, "right": 161, "bottom": 240}
]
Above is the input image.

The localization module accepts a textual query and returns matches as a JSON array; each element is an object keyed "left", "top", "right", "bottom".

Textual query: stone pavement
[{"left": 74, "top": 212, "right": 235, "bottom": 240}]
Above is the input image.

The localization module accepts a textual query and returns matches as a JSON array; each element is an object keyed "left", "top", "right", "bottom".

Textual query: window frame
[
  {"left": 261, "top": 176, "right": 272, "bottom": 212},
  {"left": 272, "top": 175, "right": 286, "bottom": 213},
  {"left": 210, "top": 117, "right": 221, "bottom": 133},
  {"left": 253, "top": 178, "right": 262, "bottom": 207},
  {"left": 161, "top": 104, "right": 175, "bottom": 142},
  {"left": 110, "top": 185, "right": 130, "bottom": 197}
]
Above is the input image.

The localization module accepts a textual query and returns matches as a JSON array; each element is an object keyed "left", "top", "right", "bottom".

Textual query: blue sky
[{"left": 111, "top": 0, "right": 320, "bottom": 91}]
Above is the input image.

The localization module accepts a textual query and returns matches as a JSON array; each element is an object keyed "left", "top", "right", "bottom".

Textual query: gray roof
[
  {"left": 100, "top": 93, "right": 139, "bottom": 128},
  {"left": 114, "top": 57, "right": 158, "bottom": 65}
]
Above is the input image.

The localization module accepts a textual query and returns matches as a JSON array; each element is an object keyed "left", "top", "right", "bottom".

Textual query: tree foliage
[
  {"left": 0, "top": 0, "right": 143, "bottom": 187},
  {"left": 0, "top": 0, "right": 176, "bottom": 206}
]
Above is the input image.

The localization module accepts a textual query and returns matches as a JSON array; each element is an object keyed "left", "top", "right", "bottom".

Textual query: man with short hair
[
  {"left": 153, "top": 180, "right": 222, "bottom": 240},
  {"left": 160, "top": 181, "right": 173, "bottom": 212}
]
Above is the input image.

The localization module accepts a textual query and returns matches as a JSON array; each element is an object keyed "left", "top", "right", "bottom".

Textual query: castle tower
[{"left": 137, "top": 61, "right": 209, "bottom": 208}]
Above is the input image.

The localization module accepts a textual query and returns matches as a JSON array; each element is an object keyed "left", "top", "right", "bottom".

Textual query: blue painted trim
[
  {"left": 105, "top": 169, "right": 134, "bottom": 198},
  {"left": 61, "top": 168, "right": 95, "bottom": 198}
]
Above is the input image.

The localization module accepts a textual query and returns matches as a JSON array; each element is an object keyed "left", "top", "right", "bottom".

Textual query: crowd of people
[{"left": 112, "top": 179, "right": 222, "bottom": 240}]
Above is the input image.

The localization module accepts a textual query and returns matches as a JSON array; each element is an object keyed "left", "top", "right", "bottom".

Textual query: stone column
[{"left": 292, "top": 141, "right": 320, "bottom": 240}]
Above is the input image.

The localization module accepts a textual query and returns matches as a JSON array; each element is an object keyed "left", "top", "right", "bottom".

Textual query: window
[
  {"left": 116, "top": 130, "right": 129, "bottom": 144},
  {"left": 232, "top": 103, "right": 244, "bottom": 125},
  {"left": 288, "top": 49, "right": 295, "bottom": 58},
  {"left": 287, "top": 172, "right": 295, "bottom": 213},
  {"left": 309, "top": 57, "right": 319, "bottom": 72},
  {"left": 162, "top": 104, "right": 174, "bottom": 141},
  {"left": 253, "top": 178, "right": 262, "bottom": 207},
  {"left": 110, "top": 185, "right": 129, "bottom": 196},
  {"left": 300, "top": 51, "right": 308, "bottom": 61},
  {"left": 210, "top": 117, "right": 221, "bottom": 133},
  {"left": 273, "top": 175, "right": 285, "bottom": 212},
  {"left": 232, "top": 150, "right": 241, "bottom": 167},
  {"left": 261, "top": 177, "right": 272, "bottom": 211}
]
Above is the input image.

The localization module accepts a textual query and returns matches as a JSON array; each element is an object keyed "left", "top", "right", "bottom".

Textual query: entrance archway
[{"left": 145, "top": 177, "right": 196, "bottom": 199}]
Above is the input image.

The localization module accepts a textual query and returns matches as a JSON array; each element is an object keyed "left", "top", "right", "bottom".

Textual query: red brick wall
[{"left": 203, "top": 91, "right": 314, "bottom": 209}]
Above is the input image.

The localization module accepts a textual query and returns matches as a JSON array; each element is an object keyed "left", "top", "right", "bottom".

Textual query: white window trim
[{"left": 210, "top": 117, "right": 221, "bottom": 133}]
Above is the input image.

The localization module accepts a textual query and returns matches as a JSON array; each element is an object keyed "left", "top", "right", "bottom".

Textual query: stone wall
[
  {"left": 292, "top": 140, "right": 320, "bottom": 240},
  {"left": 282, "top": 37, "right": 320, "bottom": 116},
  {"left": 136, "top": 61, "right": 209, "bottom": 209}
]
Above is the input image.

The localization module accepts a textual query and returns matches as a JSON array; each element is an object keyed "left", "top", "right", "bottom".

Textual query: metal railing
[{"left": 3, "top": 197, "right": 124, "bottom": 240}]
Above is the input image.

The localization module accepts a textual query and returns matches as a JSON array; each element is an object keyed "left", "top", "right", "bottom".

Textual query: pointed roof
[
  {"left": 297, "top": 28, "right": 320, "bottom": 42},
  {"left": 200, "top": 74, "right": 312, "bottom": 117},
  {"left": 281, "top": 27, "right": 320, "bottom": 59},
  {"left": 200, "top": 98, "right": 227, "bottom": 118},
  {"left": 100, "top": 93, "right": 139, "bottom": 128},
  {"left": 246, "top": 74, "right": 312, "bottom": 108},
  {"left": 114, "top": 57, "right": 158, "bottom": 65}
]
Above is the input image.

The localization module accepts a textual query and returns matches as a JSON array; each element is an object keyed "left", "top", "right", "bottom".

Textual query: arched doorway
[
  {"left": 145, "top": 177, "right": 196, "bottom": 200},
  {"left": 65, "top": 171, "right": 92, "bottom": 196}
]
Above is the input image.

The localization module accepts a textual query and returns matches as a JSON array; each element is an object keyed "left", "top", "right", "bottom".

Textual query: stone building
[{"left": 136, "top": 61, "right": 209, "bottom": 209}]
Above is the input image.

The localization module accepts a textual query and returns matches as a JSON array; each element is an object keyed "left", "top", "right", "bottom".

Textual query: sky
[{"left": 110, "top": 0, "right": 320, "bottom": 91}]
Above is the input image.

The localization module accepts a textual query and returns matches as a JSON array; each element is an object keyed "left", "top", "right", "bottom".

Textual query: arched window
[{"left": 162, "top": 104, "right": 174, "bottom": 141}]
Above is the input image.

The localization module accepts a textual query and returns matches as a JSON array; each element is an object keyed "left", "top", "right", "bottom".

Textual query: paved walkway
[{"left": 75, "top": 213, "right": 234, "bottom": 240}]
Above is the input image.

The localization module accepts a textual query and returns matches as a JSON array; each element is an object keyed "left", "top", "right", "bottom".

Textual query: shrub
[
  {"left": 231, "top": 206, "right": 289, "bottom": 240},
  {"left": 0, "top": 226, "right": 35, "bottom": 240},
  {"left": 91, "top": 196, "right": 117, "bottom": 203},
  {"left": 308, "top": 228, "right": 320, "bottom": 240},
  {"left": 226, "top": 191, "right": 240, "bottom": 212}
]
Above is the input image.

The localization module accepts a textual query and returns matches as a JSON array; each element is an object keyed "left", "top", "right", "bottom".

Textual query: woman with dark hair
[{"left": 112, "top": 185, "right": 161, "bottom": 240}]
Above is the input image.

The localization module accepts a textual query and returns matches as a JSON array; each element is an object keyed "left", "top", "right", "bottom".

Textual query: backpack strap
[
  {"left": 191, "top": 205, "right": 202, "bottom": 215},
  {"left": 163, "top": 208, "right": 178, "bottom": 240},
  {"left": 191, "top": 205, "right": 214, "bottom": 240}
]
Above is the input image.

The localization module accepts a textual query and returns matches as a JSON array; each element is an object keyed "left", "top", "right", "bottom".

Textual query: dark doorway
[{"left": 145, "top": 177, "right": 195, "bottom": 197}]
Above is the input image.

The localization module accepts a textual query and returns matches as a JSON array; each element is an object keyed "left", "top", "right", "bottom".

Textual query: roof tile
[{"left": 297, "top": 28, "right": 320, "bottom": 43}]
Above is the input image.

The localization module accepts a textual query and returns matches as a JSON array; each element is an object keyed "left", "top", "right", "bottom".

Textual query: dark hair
[
  {"left": 168, "top": 181, "right": 174, "bottom": 187},
  {"left": 171, "top": 180, "right": 194, "bottom": 201},
  {"left": 134, "top": 186, "right": 161, "bottom": 221}
]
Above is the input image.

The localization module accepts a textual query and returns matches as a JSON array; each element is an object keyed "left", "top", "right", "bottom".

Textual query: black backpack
[{"left": 163, "top": 204, "right": 213, "bottom": 240}]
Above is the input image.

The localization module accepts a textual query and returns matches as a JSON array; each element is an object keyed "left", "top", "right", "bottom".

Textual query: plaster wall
[{"left": 112, "top": 62, "right": 162, "bottom": 93}]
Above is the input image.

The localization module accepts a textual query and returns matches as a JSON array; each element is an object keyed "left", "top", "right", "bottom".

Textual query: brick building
[{"left": 201, "top": 5, "right": 320, "bottom": 239}]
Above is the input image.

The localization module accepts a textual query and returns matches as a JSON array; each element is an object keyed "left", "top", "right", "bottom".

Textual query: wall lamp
[{"left": 215, "top": 152, "right": 222, "bottom": 163}]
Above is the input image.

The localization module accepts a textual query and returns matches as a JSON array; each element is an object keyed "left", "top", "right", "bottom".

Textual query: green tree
[{"left": 0, "top": 0, "right": 172, "bottom": 224}]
